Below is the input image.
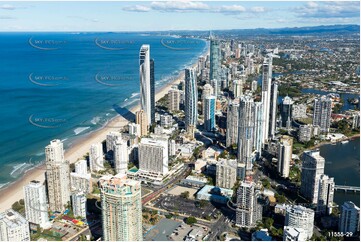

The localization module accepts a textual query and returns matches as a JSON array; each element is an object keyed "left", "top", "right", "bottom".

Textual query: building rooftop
[
  {"left": 0, "top": 209, "right": 28, "bottom": 229},
  {"left": 252, "top": 229, "right": 273, "bottom": 241},
  {"left": 197, "top": 185, "right": 233, "bottom": 198}
]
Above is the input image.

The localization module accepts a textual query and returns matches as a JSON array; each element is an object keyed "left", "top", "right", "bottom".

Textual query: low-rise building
[
  {"left": 252, "top": 229, "right": 273, "bottom": 241},
  {"left": 283, "top": 226, "right": 308, "bottom": 241},
  {"left": 196, "top": 185, "right": 233, "bottom": 204}
]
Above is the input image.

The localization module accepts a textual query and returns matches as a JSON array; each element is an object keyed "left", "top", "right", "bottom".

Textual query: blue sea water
[{"left": 0, "top": 32, "right": 207, "bottom": 187}]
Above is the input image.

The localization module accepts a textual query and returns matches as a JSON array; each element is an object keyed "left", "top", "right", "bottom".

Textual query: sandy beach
[{"left": 0, "top": 68, "right": 188, "bottom": 213}]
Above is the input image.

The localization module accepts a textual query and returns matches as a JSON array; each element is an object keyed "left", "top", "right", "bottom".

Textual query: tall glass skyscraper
[
  {"left": 139, "top": 45, "right": 155, "bottom": 125},
  {"left": 210, "top": 35, "right": 221, "bottom": 94},
  {"left": 261, "top": 56, "right": 273, "bottom": 144},
  {"left": 150, "top": 59, "right": 155, "bottom": 123},
  {"left": 204, "top": 95, "right": 216, "bottom": 132},
  {"left": 185, "top": 68, "right": 198, "bottom": 130},
  {"left": 269, "top": 79, "right": 278, "bottom": 139},
  {"left": 280, "top": 95, "right": 293, "bottom": 129}
]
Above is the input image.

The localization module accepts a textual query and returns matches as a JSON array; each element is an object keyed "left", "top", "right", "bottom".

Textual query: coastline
[
  {"left": 0, "top": 50, "right": 206, "bottom": 212},
  {"left": 310, "top": 133, "right": 360, "bottom": 151}
]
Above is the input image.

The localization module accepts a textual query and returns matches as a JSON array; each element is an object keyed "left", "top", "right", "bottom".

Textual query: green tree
[
  {"left": 185, "top": 216, "right": 197, "bottom": 225},
  {"left": 261, "top": 179, "right": 271, "bottom": 189},
  {"left": 275, "top": 193, "right": 287, "bottom": 203},
  {"left": 263, "top": 217, "right": 274, "bottom": 229},
  {"left": 180, "top": 191, "right": 190, "bottom": 199}
]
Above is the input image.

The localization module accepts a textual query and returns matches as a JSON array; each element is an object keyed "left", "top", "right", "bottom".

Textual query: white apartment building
[
  {"left": 216, "top": 159, "right": 237, "bottom": 189},
  {"left": 23, "top": 180, "right": 51, "bottom": 229},
  {"left": 138, "top": 138, "right": 169, "bottom": 175},
  {"left": 285, "top": 205, "right": 315, "bottom": 239},
  {"left": 0, "top": 209, "right": 30, "bottom": 241},
  {"left": 90, "top": 143, "right": 104, "bottom": 172}
]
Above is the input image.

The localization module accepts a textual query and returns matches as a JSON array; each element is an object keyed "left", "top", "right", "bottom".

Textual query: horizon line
[{"left": 0, "top": 24, "right": 359, "bottom": 33}]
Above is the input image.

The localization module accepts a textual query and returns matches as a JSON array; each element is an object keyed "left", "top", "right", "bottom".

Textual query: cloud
[
  {"left": 121, "top": 1, "right": 272, "bottom": 17},
  {"left": 0, "top": 4, "right": 15, "bottom": 10},
  {"left": 150, "top": 1, "right": 210, "bottom": 12},
  {"left": 294, "top": 1, "right": 360, "bottom": 19},
  {"left": 122, "top": 5, "right": 151, "bottom": 12},
  {"left": 218, "top": 5, "right": 246, "bottom": 15},
  {"left": 0, "top": 15, "right": 16, "bottom": 19},
  {"left": 250, "top": 6, "right": 266, "bottom": 13},
  {"left": 306, "top": 2, "right": 318, "bottom": 8}
]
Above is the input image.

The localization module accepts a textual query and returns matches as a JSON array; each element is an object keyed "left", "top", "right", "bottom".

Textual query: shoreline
[
  {"left": 310, "top": 133, "right": 360, "bottom": 151},
  {"left": 0, "top": 49, "right": 207, "bottom": 212}
]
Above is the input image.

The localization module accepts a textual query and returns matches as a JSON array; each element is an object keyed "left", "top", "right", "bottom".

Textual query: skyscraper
[
  {"left": 114, "top": 139, "right": 129, "bottom": 174},
  {"left": 139, "top": 44, "right": 154, "bottom": 125},
  {"left": 168, "top": 89, "right": 180, "bottom": 112},
  {"left": 300, "top": 150, "right": 325, "bottom": 204},
  {"left": 185, "top": 68, "right": 198, "bottom": 130},
  {"left": 317, "top": 174, "right": 334, "bottom": 215},
  {"left": 204, "top": 95, "right": 216, "bottom": 132},
  {"left": 269, "top": 79, "right": 278, "bottom": 139},
  {"left": 71, "top": 192, "right": 87, "bottom": 218},
  {"left": 150, "top": 59, "right": 155, "bottom": 123},
  {"left": 280, "top": 96, "right": 293, "bottom": 129},
  {"left": 210, "top": 79, "right": 218, "bottom": 98},
  {"left": 24, "top": 180, "right": 51, "bottom": 229},
  {"left": 261, "top": 57, "right": 272, "bottom": 144},
  {"left": 237, "top": 95, "right": 255, "bottom": 171},
  {"left": 89, "top": 143, "right": 104, "bottom": 172},
  {"left": 135, "top": 110, "right": 148, "bottom": 137},
  {"left": 285, "top": 205, "right": 315, "bottom": 240},
  {"left": 0, "top": 209, "right": 30, "bottom": 241},
  {"left": 278, "top": 135, "right": 293, "bottom": 178},
  {"left": 253, "top": 102, "right": 264, "bottom": 159},
  {"left": 313, "top": 95, "right": 332, "bottom": 133},
  {"left": 216, "top": 159, "right": 237, "bottom": 189},
  {"left": 138, "top": 137, "right": 169, "bottom": 175},
  {"left": 339, "top": 201, "right": 360, "bottom": 234},
  {"left": 233, "top": 79, "right": 243, "bottom": 98},
  {"left": 100, "top": 174, "right": 142, "bottom": 241},
  {"left": 226, "top": 100, "right": 239, "bottom": 147},
  {"left": 236, "top": 181, "right": 262, "bottom": 227},
  {"left": 45, "top": 139, "right": 70, "bottom": 212},
  {"left": 210, "top": 36, "right": 221, "bottom": 92},
  {"left": 202, "top": 83, "right": 214, "bottom": 115},
  {"left": 70, "top": 160, "right": 92, "bottom": 194}
]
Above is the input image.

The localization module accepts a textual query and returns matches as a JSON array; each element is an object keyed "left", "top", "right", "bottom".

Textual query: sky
[{"left": 0, "top": 0, "right": 359, "bottom": 31}]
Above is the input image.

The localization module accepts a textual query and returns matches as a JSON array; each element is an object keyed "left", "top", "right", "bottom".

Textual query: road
[{"left": 142, "top": 165, "right": 191, "bottom": 205}]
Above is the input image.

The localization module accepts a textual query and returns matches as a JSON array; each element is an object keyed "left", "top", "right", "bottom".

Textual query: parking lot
[
  {"left": 45, "top": 221, "right": 83, "bottom": 240},
  {"left": 152, "top": 194, "right": 219, "bottom": 220}
]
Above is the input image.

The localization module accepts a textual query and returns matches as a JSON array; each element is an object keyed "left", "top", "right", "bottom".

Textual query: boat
[{"left": 341, "top": 140, "right": 349, "bottom": 144}]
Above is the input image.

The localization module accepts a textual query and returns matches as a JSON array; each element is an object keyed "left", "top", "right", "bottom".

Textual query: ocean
[{"left": 0, "top": 32, "right": 207, "bottom": 188}]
